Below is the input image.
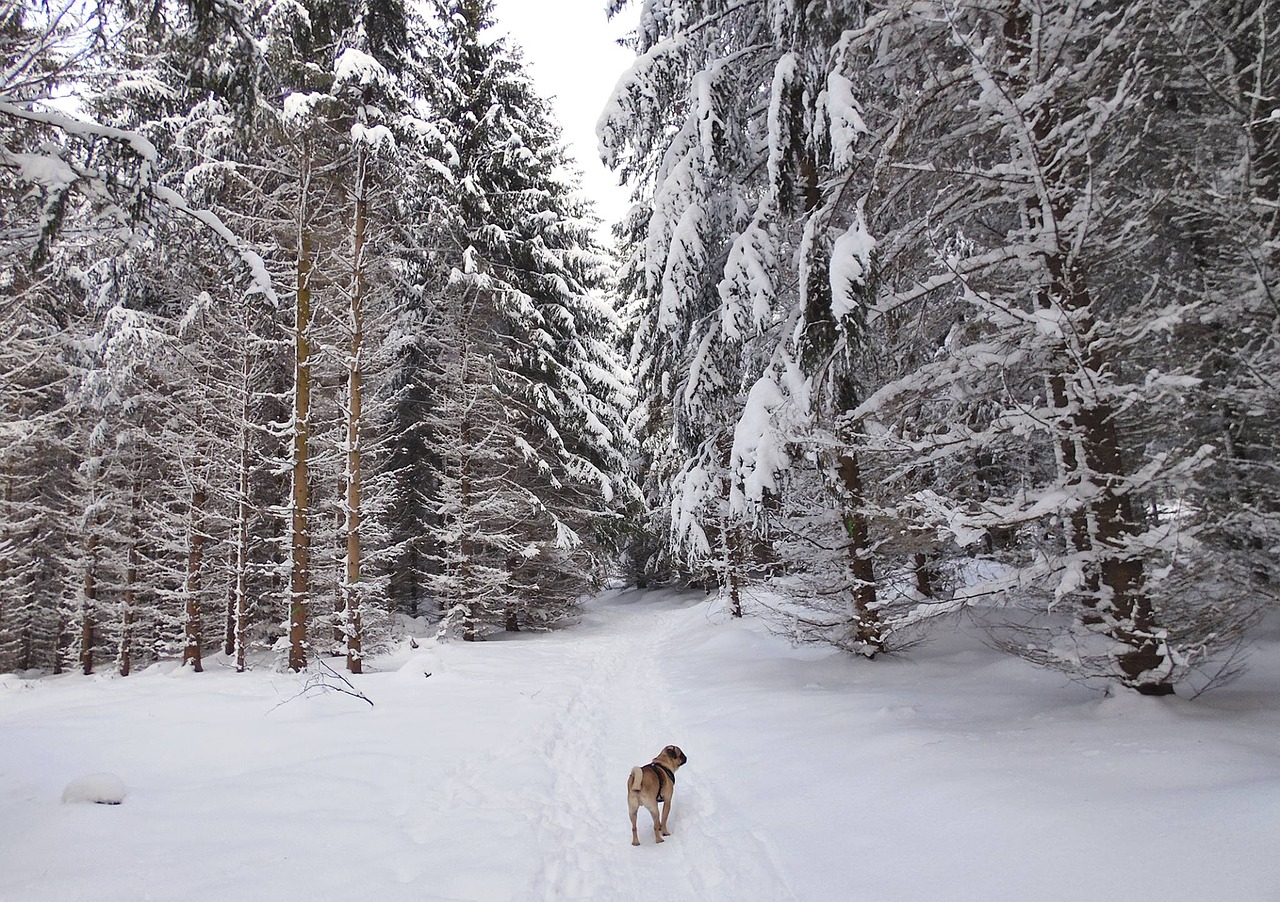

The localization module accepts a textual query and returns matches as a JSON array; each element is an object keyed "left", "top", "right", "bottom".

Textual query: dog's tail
[{"left": 629, "top": 766, "right": 644, "bottom": 794}]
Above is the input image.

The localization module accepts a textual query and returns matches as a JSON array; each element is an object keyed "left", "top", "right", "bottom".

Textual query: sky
[{"left": 489, "top": 0, "right": 640, "bottom": 238}]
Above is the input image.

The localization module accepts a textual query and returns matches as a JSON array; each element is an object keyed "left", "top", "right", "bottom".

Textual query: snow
[
  {"left": 4, "top": 590, "right": 1280, "bottom": 901},
  {"left": 281, "top": 91, "right": 326, "bottom": 124},
  {"left": 0, "top": 100, "right": 157, "bottom": 164},
  {"left": 351, "top": 121, "right": 397, "bottom": 151},
  {"left": 60, "top": 773, "right": 126, "bottom": 805},
  {"left": 658, "top": 202, "right": 705, "bottom": 329},
  {"left": 730, "top": 374, "right": 791, "bottom": 513},
  {"left": 825, "top": 70, "right": 868, "bottom": 169},
  {"left": 4, "top": 151, "right": 78, "bottom": 192},
  {"left": 333, "top": 48, "right": 393, "bottom": 89},
  {"left": 718, "top": 200, "right": 777, "bottom": 339},
  {"left": 150, "top": 186, "right": 279, "bottom": 306},
  {"left": 829, "top": 212, "right": 876, "bottom": 321},
  {"left": 767, "top": 53, "right": 798, "bottom": 196}
]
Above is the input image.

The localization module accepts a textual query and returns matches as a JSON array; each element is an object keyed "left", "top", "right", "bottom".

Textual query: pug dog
[{"left": 627, "top": 745, "right": 688, "bottom": 846}]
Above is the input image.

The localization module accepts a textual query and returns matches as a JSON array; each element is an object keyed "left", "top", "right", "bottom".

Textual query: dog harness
[{"left": 647, "top": 762, "right": 676, "bottom": 803}]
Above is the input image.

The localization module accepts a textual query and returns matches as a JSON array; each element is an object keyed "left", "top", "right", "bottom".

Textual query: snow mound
[
  {"left": 62, "top": 773, "right": 127, "bottom": 805},
  {"left": 393, "top": 652, "right": 440, "bottom": 683}
]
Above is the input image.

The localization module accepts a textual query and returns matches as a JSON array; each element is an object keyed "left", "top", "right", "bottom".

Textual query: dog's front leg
[{"left": 660, "top": 796, "right": 672, "bottom": 836}]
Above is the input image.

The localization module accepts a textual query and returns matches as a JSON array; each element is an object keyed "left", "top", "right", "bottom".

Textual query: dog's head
[{"left": 659, "top": 745, "right": 688, "bottom": 769}]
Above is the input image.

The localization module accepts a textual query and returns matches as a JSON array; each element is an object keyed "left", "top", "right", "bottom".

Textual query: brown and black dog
[{"left": 627, "top": 745, "right": 688, "bottom": 846}]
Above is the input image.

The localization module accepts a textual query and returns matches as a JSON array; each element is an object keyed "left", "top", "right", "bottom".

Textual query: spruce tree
[{"left": 420, "top": 0, "right": 633, "bottom": 636}]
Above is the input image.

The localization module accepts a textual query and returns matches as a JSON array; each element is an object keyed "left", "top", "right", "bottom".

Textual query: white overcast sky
[{"left": 489, "top": 0, "right": 639, "bottom": 236}]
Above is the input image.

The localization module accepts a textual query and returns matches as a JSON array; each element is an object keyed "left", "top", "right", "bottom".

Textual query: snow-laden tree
[
  {"left": 220, "top": 0, "right": 420, "bottom": 671},
  {"left": 604, "top": 0, "right": 1275, "bottom": 692},
  {"left": 0, "top": 266, "right": 82, "bottom": 672},
  {"left": 602, "top": 1, "right": 900, "bottom": 645},
  {"left": 1150, "top": 0, "right": 1280, "bottom": 630},
  {"left": 1, "top": 0, "right": 274, "bottom": 674},
  {"left": 824, "top": 0, "right": 1268, "bottom": 694},
  {"left": 417, "top": 0, "right": 635, "bottom": 636}
]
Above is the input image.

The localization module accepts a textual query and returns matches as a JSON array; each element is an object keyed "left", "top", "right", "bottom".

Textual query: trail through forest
[{"left": 3, "top": 590, "right": 1280, "bottom": 901}]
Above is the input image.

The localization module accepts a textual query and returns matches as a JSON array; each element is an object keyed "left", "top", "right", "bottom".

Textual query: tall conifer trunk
[
  {"left": 289, "top": 153, "right": 314, "bottom": 673},
  {"left": 79, "top": 532, "right": 97, "bottom": 676},
  {"left": 1005, "top": 0, "right": 1171, "bottom": 694},
  {"left": 721, "top": 521, "right": 743, "bottom": 618},
  {"left": 232, "top": 321, "right": 254, "bottom": 671},
  {"left": 118, "top": 479, "right": 141, "bottom": 676},
  {"left": 457, "top": 289, "right": 477, "bottom": 643},
  {"left": 343, "top": 146, "right": 368, "bottom": 673},
  {"left": 0, "top": 473, "right": 9, "bottom": 646},
  {"left": 836, "top": 452, "right": 883, "bottom": 656},
  {"left": 182, "top": 486, "right": 206, "bottom": 671}
]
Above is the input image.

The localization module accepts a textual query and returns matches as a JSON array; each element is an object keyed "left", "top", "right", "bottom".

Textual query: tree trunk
[
  {"left": 182, "top": 486, "right": 207, "bottom": 672},
  {"left": 458, "top": 292, "right": 477, "bottom": 643},
  {"left": 289, "top": 159, "right": 314, "bottom": 673},
  {"left": 913, "top": 552, "right": 935, "bottom": 599},
  {"left": 836, "top": 452, "right": 883, "bottom": 656},
  {"left": 1007, "top": 0, "right": 1171, "bottom": 694},
  {"left": 1232, "top": 0, "right": 1280, "bottom": 244},
  {"left": 460, "top": 423, "right": 476, "bottom": 643},
  {"left": 721, "top": 520, "right": 743, "bottom": 618},
  {"left": 223, "top": 587, "right": 235, "bottom": 657},
  {"left": 343, "top": 146, "right": 368, "bottom": 674},
  {"left": 79, "top": 532, "right": 97, "bottom": 676},
  {"left": 232, "top": 326, "right": 253, "bottom": 671},
  {"left": 0, "top": 472, "right": 9, "bottom": 653},
  {"left": 118, "top": 479, "right": 141, "bottom": 677}
]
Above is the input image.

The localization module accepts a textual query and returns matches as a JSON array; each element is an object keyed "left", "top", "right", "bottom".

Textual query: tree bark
[
  {"left": 232, "top": 323, "right": 253, "bottom": 671},
  {"left": 913, "top": 552, "right": 934, "bottom": 599},
  {"left": 79, "top": 532, "right": 97, "bottom": 676},
  {"left": 721, "top": 520, "right": 743, "bottom": 618},
  {"left": 182, "top": 486, "right": 207, "bottom": 672},
  {"left": 343, "top": 145, "right": 368, "bottom": 674},
  {"left": 1006, "top": 0, "right": 1171, "bottom": 694},
  {"left": 1231, "top": 0, "right": 1280, "bottom": 244},
  {"left": 835, "top": 452, "right": 883, "bottom": 655},
  {"left": 457, "top": 288, "right": 478, "bottom": 643},
  {"left": 118, "top": 479, "right": 141, "bottom": 677},
  {"left": 289, "top": 161, "right": 314, "bottom": 673}
]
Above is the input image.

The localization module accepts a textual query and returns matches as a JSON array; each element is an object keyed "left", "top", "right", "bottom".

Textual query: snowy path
[
  {"left": 510, "top": 594, "right": 800, "bottom": 902},
  {"left": 4, "top": 588, "right": 1280, "bottom": 901}
]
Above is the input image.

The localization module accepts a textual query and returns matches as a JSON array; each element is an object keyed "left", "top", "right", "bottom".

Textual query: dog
[{"left": 627, "top": 744, "right": 688, "bottom": 846}]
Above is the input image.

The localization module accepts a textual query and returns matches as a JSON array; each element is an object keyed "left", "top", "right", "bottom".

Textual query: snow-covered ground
[{"left": 3, "top": 589, "right": 1280, "bottom": 901}]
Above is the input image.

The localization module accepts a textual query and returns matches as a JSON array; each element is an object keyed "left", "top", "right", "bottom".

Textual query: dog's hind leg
[
  {"left": 629, "top": 795, "right": 641, "bottom": 846},
  {"left": 628, "top": 768, "right": 644, "bottom": 846},
  {"left": 646, "top": 798, "right": 663, "bottom": 843}
]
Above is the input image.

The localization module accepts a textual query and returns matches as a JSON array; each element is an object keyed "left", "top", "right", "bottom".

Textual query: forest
[{"left": 2, "top": 0, "right": 1278, "bottom": 699}]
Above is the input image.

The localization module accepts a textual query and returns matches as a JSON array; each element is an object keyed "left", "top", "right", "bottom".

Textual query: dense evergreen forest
[{"left": 2, "top": 0, "right": 1277, "bottom": 696}]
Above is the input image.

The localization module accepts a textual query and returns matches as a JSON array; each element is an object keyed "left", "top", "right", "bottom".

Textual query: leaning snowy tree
[
  {"left": 602, "top": 0, "right": 784, "bottom": 606},
  {"left": 837, "top": 0, "right": 1269, "bottom": 694}
]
